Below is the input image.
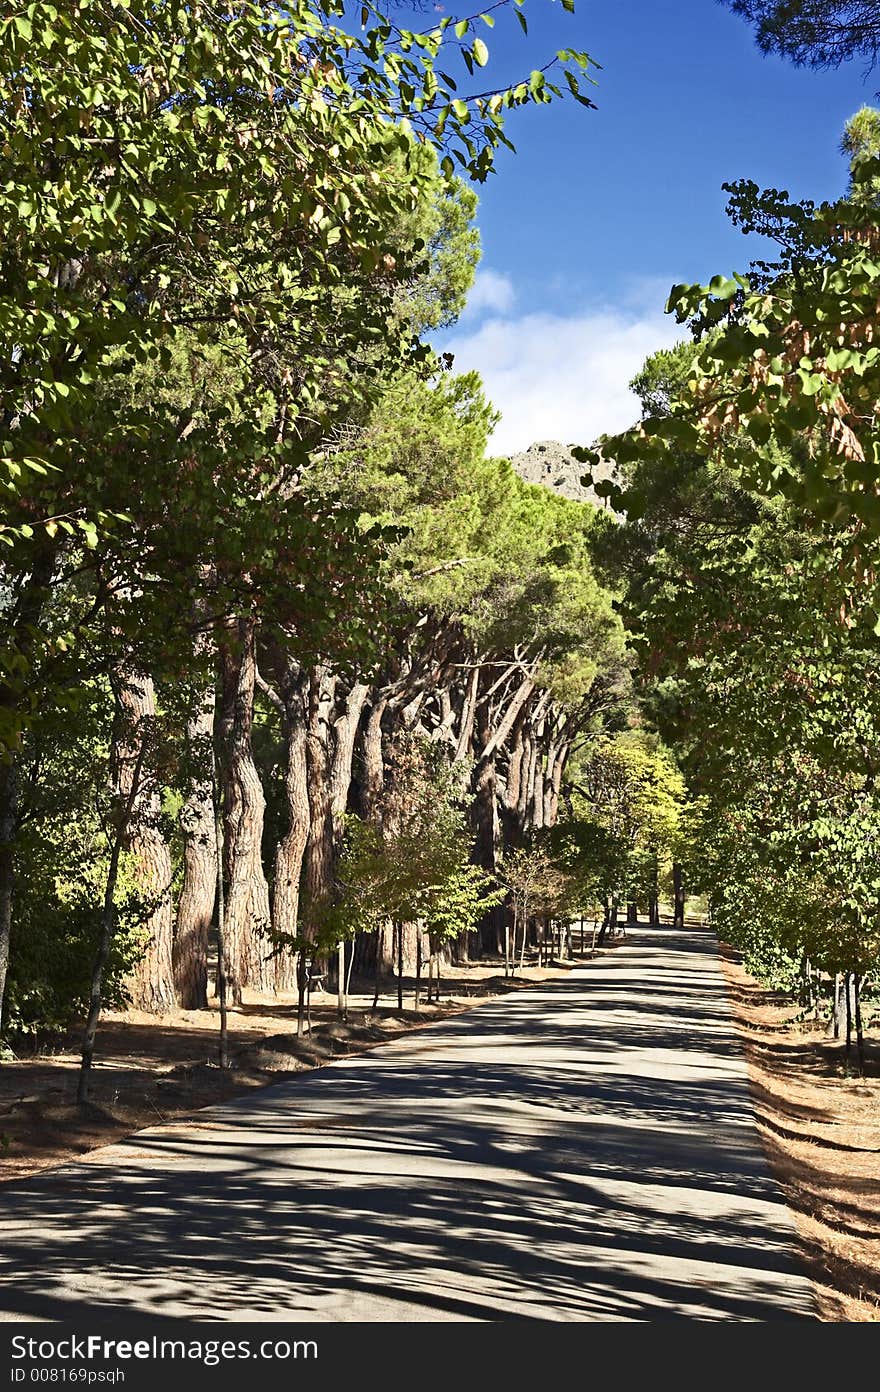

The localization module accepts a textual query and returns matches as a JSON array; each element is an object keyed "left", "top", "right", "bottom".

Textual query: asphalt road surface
[{"left": 0, "top": 927, "right": 815, "bottom": 1321}]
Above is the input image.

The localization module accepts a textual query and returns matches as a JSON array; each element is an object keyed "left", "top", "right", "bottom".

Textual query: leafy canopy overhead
[{"left": 1, "top": 0, "right": 598, "bottom": 542}]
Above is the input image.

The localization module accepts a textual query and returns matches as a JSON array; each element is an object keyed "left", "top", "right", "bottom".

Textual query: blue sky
[{"left": 434, "top": 0, "right": 875, "bottom": 452}]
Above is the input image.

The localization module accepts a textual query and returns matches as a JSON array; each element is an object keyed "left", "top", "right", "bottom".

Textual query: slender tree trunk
[
  {"left": 453, "top": 666, "right": 480, "bottom": 765},
  {"left": 828, "top": 973, "right": 843, "bottom": 1039},
  {"left": 213, "top": 748, "right": 229, "bottom": 1070},
  {"left": 78, "top": 832, "right": 125, "bottom": 1105},
  {"left": 396, "top": 920, "right": 404, "bottom": 1012},
  {"left": 854, "top": 974, "right": 864, "bottom": 1076},
  {"left": 219, "top": 618, "right": 273, "bottom": 1003},
  {"left": 327, "top": 680, "right": 369, "bottom": 1004},
  {"left": 845, "top": 971, "right": 853, "bottom": 1064},
  {"left": 798, "top": 952, "right": 812, "bottom": 1012},
  {"left": 0, "top": 758, "right": 19, "bottom": 1036},
  {"left": 473, "top": 700, "right": 499, "bottom": 956},
  {"left": 296, "top": 947, "right": 308, "bottom": 1036},
  {"left": 300, "top": 666, "right": 337, "bottom": 1006},
  {"left": 519, "top": 899, "right": 529, "bottom": 973},
  {"left": 79, "top": 701, "right": 147, "bottom": 1104},
  {"left": 672, "top": 862, "right": 685, "bottom": 929},
  {"left": 650, "top": 854, "right": 660, "bottom": 926},
  {"left": 373, "top": 930, "right": 382, "bottom": 1010},
  {"left": 0, "top": 540, "right": 57, "bottom": 1033},
  {"left": 118, "top": 671, "right": 175, "bottom": 1014},
  {"left": 271, "top": 660, "right": 310, "bottom": 993},
  {"left": 174, "top": 683, "right": 217, "bottom": 1009},
  {"left": 597, "top": 896, "right": 609, "bottom": 946},
  {"left": 345, "top": 938, "right": 355, "bottom": 1011},
  {"left": 415, "top": 931, "right": 421, "bottom": 1012}
]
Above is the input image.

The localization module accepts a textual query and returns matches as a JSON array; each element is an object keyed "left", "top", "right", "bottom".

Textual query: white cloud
[
  {"left": 462, "top": 268, "right": 516, "bottom": 318},
  {"left": 444, "top": 299, "right": 682, "bottom": 455}
]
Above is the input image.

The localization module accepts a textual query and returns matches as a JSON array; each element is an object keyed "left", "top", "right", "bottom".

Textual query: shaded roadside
[{"left": 718, "top": 943, "right": 880, "bottom": 1321}]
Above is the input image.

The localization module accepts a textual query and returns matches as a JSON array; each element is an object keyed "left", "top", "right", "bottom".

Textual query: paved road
[{"left": 0, "top": 928, "right": 814, "bottom": 1321}]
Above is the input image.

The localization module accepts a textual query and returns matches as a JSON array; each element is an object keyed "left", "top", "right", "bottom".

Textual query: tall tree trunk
[
  {"left": 361, "top": 696, "right": 387, "bottom": 821},
  {"left": 299, "top": 665, "right": 336, "bottom": 1032},
  {"left": 271, "top": 659, "right": 310, "bottom": 993},
  {"left": 0, "top": 539, "right": 57, "bottom": 1032},
  {"left": 502, "top": 715, "right": 527, "bottom": 847},
  {"left": 119, "top": 671, "right": 175, "bottom": 1014},
  {"left": 854, "top": 974, "right": 864, "bottom": 1075},
  {"left": 219, "top": 617, "right": 272, "bottom": 1003},
  {"left": 415, "top": 930, "right": 422, "bottom": 1011},
  {"left": 543, "top": 740, "right": 563, "bottom": 828},
  {"left": 649, "top": 854, "right": 660, "bottom": 926},
  {"left": 453, "top": 666, "right": 479, "bottom": 765},
  {"left": 304, "top": 665, "right": 336, "bottom": 910},
  {"left": 213, "top": 746, "right": 230, "bottom": 1069},
  {"left": 518, "top": 732, "right": 536, "bottom": 832},
  {"left": 174, "top": 683, "right": 217, "bottom": 1009},
  {"left": 473, "top": 703, "right": 499, "bottom": 956},
  {"left": 79, "top": 693, "right": 148, "bottom": 1105},
  {"left": 828, "top": 973, "right": 844, "bottom": 1039},
  {"left": 531, "top": 718, "right": 546, "bottom": 832},
  {"left": 519, "top": 900, "right": 529, "bottom": 972},
  {"left": 337, "top": 939, "right": 347, "bottom": 1020},
  {"left": 372, "top": 927, "right": 386, "bottom": 1009},
  {"left": 331, "top": 682, "right": 370, "bottom": 832}
]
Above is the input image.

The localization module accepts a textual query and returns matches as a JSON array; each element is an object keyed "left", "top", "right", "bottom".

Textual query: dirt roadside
[
  {"left": 718, "top": 943, "right": 880, "bottom": 1322},
  {"left": 0, "top": 960, "right": 576, "bottom": 1186}
]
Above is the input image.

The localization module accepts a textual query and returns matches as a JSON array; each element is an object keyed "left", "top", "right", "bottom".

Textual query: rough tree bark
[
  {"left": 331, "top": 682, "right": 370, "bottom": 832},
  {"left": 453, "top": 666, "right": 480, "bottom": 765},
  {"left": 472, "top": 702, "right": 499, "bottom": 957},
  {"left": 298, "top": 665, "right": 336, "bottom": 1033},
  {"left": 360, "top": 696, "right": 387, "bottom": 821},
  {"left": 79, "top": 688, "right": 148, "bottom": 1104},
  {"left": 118, "top": 671, "right": 176, "bottom": 1014},
  {"left": 269, "top": 658, "right": 310, "bottom": 994},
  {"left": 0, "top": 540, "right": 57, "bottom": 1031},
  {"left": 543, "top": 737, "right": 569, "bottom": 828},
  {"left": 173, "top": 682, "right": 217, "bottom": 1009},
  {"left": 219, "top": 617, "right": 273, "bottom": 1003}
]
